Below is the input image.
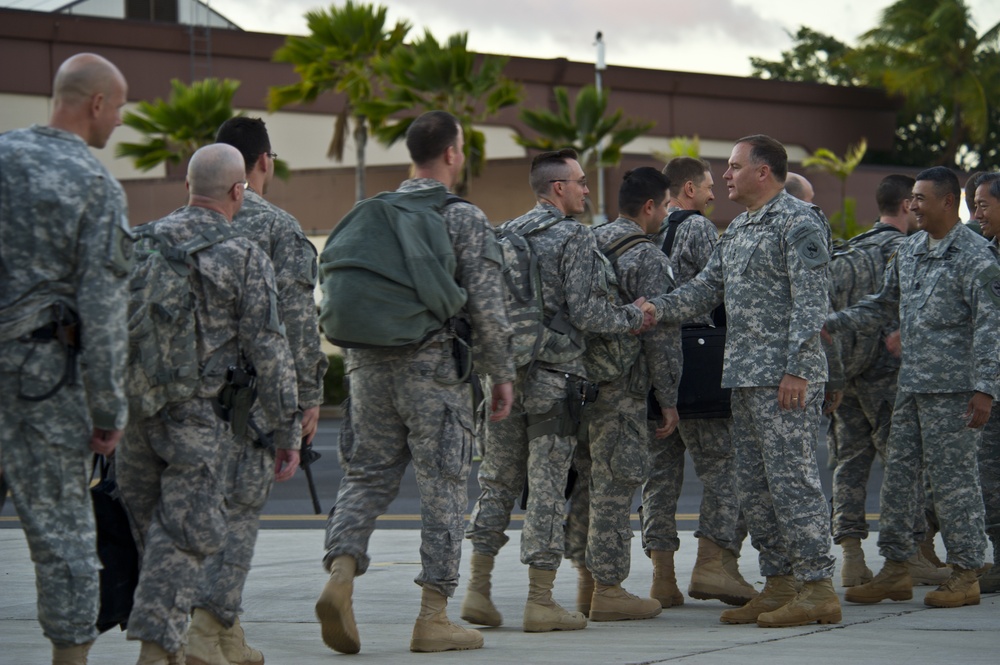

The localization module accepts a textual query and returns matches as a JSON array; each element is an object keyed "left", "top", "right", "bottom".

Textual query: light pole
[{"left": 594, "top": 31, "right": 607, "bottom": 225}]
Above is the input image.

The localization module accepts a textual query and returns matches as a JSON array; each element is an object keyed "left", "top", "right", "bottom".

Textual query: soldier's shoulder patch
[
  {"left": 790, "top": 225, "right": 830, "bottom": 269},
  {"left": 976, "top": 263, "right": 1000, "bottom": 306}
]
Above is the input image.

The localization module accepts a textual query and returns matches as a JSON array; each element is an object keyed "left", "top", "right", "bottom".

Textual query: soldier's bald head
[
  {"left": 187, "top": 144, "right": 247, "bottom": 201},
  {"left": 53, "top": 53, "right": 126, "bottom": 107}
]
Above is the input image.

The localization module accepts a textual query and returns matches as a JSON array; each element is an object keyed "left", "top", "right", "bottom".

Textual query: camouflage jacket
[
  {"left": 235, "top": 190, "right": 328, "bottom": 410},
  {"left": 654, "top": 206, "right": 719, "bottom": 326},
  {"left": 828, "top": 221, "right": 907, "bottom": 382},
  {"left": 648, "top": 190, "right": 831, "bottom": 388},
  {"left": 826, "top": 222, "right": 1000, "bottom": 397},
  {"left": 0, "top": 125, "right": 131, "bottom": 429},
  {"left": 346, "top": 178, "right": 515, "bottom": 384},
  {"left": 143, "top": 206, "right": 302, "bottom": 448},
  {"left": 504, "top": 202, "right": 644, "bottom": 381},
  {"left": 593, "top": 216, "right": 682, "bottom": 407}
]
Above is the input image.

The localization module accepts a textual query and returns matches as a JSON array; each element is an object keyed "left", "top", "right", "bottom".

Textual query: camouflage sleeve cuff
[
  {"left": 974, "top": 382, "right": 996, "bottom": 401},
  {"left": 298, "top": 387, "right": 325, "bottom": 410},
  {"left": 91, "top": 407, "right": 127, "bottom": 431},
  {"left": 272, "top": 422, "right": 303, "bottom": 450}
]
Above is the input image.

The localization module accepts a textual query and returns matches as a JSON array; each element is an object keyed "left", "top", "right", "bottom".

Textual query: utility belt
[
  {"left": 525, "top": 375, "right": 599, "bottom": 440},
  {"left": 16, "top": 302, "right": 81, "bottom": 402}
]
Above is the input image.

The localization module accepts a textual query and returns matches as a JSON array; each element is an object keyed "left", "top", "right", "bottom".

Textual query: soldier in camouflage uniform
[
  {"left": 564, "top": 167, "right": 680, "bottom": 622},
  {"left": 117, "top": 144, "right": 301, "bottom": 664},
  {"left": 315, "top": 111, "right": 515, "bottom": 655},
  {"left": 641, "top": 157, "right": 756, "bottom": 609},
  {"left": 0, "top": 53, "right": 130, "bottom": 665},
  {"left": 830, "top": 167, "right": 1000, "bottom": 610},
  {"left": 968, "top": 171, "right": 1000, "bottom": 593},
  {"left": 826, "top": 175, "right": 946, "bottom": 588},
  {"left": 645, "top": 135, "right": 841, "bottom": 628},
  {"left": 179, "top": 118, "right": 329, "bottom": 665},
  {"left": 461, "top": 149, "right": 653, "bottom": 634}
]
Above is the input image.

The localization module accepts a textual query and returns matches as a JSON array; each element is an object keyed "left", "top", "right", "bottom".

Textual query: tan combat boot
[
  {"left": 840, "top": 537, "right": 873, "bottom": 587},
  {"left": 136, "top": 641, "right": 184, "bottom": 665},
  {"left": 460, "top": 552, "right": 503, "bottom": 627},
  {"left": 522, "top": 567, "right": 587, "bottom": 632},
  {"left": 52, "top": 641, "right": 93, "bottom": 665},
  {"left": 919, "top": 529, "right": 946, "bottom": 568},
  {"left": 315, "top": 555, "right": 360, "bottom": 654},
  {"left": 575, "top": 565, "right": 595, "bottom": 617},
  {"left": 907, "top": 550, "right": 951, "bottom": 586},
  {"left": 924, "top": 567, "right": 981, "bottom": 608},
  {"left": 689, "top": 538, "right": 757, "bottom": 606},
  {"left": 719, "top": 575, "right": 796, "bottom": 624},
  {"left": 410, "top": 587, "right": 484, "bottom": 652},
  {"left": 844, "top": 559, "right": 912, "bottom": 604},
  {"left": 980, "top": 541, "right": 1000, "bottom": 593},
  {"left": 649, "top": 549, "right": 684, "bottom": 608},
  {"left": 218, "top": 617, "right": 264, "bottom": 665},
  {"left": 186, "top": 609, "right": 229, "bottom": 665},
  {"left": 720, "top": 548, "right": 759, "bottom": 602},
  {"left": 756, "top": 578, "right": 842, "bottom": 627},
  {"left": 589, "top": 582, "right": 662, "bottom": 621}
]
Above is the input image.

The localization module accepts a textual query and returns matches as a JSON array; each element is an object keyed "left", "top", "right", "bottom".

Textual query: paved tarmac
[{"left": 1, "top": 528, "right": 995, "bottom": 664}]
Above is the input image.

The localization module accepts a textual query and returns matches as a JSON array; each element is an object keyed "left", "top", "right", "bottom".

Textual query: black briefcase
[
  {"left": 648, "top": 325, "right": 731, "bottom": 420},
  {"left": 91, "top": 455, "right": 140, "bottom": 633}
]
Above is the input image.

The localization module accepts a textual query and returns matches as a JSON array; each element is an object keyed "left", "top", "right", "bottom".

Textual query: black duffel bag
[{"left": 91, "top": 454, "right": 140, "bottom": 632}]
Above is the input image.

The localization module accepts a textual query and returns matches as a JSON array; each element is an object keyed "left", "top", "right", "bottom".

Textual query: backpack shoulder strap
[
  {"left": 602, "top": 233, "right": 652, "bottom": 263},
  {"left": 661, "top": 209, "right": 701, "bottom": 257}
]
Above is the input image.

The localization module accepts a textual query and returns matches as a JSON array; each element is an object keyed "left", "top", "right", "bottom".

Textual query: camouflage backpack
[
  {"left": 581, "top": 233, "right": 648, "bottom": 383},
  {"left": 496, "top": 211, "right": 586, "bottom": 369},
  {"left": 126, "top": 222, "right": 236, "bottom": 419}
]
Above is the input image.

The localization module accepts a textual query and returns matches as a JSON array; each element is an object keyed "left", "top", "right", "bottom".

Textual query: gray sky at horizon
[{"left": 3, "top": 0, "right": 1000, "bottom": 76}]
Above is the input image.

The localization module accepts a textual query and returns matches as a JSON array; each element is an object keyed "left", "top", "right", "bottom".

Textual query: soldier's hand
[
  {"left": 655, "top": 407, "right": 679, "bottom": 438},
  {"left": 823, "top": 390, "right": 843, "bottom": 415},
  {"left": 885, "top": 330, "right": 902, "bottom": 358},
  {"left": 778, "top": 374, "right": 808, "bottom": 410},
  {"left": 301, "top": 406, "right": 320, "bottom": 445},
  {"left": 89, "top": 428, "right": 123, "bottom": 456},
  {"left": 965, "top": 391, "right": 993, "bottom": 429},
  {"left": 490, "top": 381, "right": 514, "bottom": 422},
  {"left": 274, "top": 448, "right": 300, "bottom": 482},
  {"left": 632, "top": 298, "right": 655, "bottom": 334},
  {"left": 820, "top": 325, "right": 832, "bottom": 344}
]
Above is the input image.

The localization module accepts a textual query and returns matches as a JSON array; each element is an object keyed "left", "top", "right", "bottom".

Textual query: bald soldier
[
  {"left": 117, "top": 144, "right": 300, "bottom": 665},
  {"left": 0, "top": 53, "right": 131, "bottom": 665}
]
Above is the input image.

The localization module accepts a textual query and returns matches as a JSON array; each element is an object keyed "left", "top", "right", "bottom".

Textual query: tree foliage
[
  {"left": 269, "top": 1, "right": 410, "bottom": 200},
  {"left": 803, "top": 139, "right": 868, "bottom": 238},
  {"left": 750, "top": 0, "right": 1000, "bottom": 170},
  {"left": 515, "top": 85, "right": 654, "bottom": 170},
  {"left": 360, "top": 30, "right": 523, "bottom": 194}
]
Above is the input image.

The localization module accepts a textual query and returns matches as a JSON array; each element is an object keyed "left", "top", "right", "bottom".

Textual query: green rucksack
[
  {"left": 495, "top": 212, "right": 586, "bottom": 369},
  {"left": 581, "top": 233, "right": 648, "bottom": 383},
  {"left": 126, "top": 222, "right": 236, "bottom": 419},
  {"left": 318, "top": 186, "right": 468, "bottom": 348}
]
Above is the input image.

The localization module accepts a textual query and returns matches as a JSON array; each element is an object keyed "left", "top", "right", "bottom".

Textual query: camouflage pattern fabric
[
  {"left": 642, "top": 418, "right": 746, "bottom": 554},
  {"left": 979, "top": 410, "right": 1000, "bottom": 555},
  {"left": 466, "top": 206, "right": 647, "bottom": 570},
  {"left": 647, "top": 191, "right": 835, "bottom": 581},
  {"left": 118, "top": 205, "right": 300, "bottom": 652},
  {"left": 563, "top": 217, "right": 678, "bottom": 583},
  {"left": 0, "top": 125, "right": 130, "bottom": 648},
  {"left": 733, "top": 387, "right": 836, "bottom": 580},
  {"left": 198, "top": 189, "right": 328, "bottom": 626},
  {"left": 323, "top": 178, "right": 514, "bottom": 596},
  {"left": 653, "top": 207, "right": 718, "bottom": 327},
  {"left": 827, "top": 223, "right": 1000, "bottom": 569}
]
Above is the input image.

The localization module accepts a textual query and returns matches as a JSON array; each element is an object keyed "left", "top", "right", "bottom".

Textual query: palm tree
[
  {"left": 116, "top": 78, "right": 242, "bottom": 175},
  {"left": 360, "top": 30, "right": 523, "bottom": 195},
  {"left": 853, "top": 0, "right": 1000, "bottom": 166},
  {"left": 269, "top": 1, "right": 410, "bottom": 201},
  {"left": 803, "top": 139, "right": 868, "bottom": 239}
]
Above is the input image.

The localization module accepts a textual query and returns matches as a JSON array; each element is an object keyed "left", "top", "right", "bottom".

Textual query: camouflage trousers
[
  {"left": 467, "top": 367, "right": 575, "bottom": 570},
  {"left": 979, "top": 410, "right": 1000, "bottom": 555},
  {"left": 565, "top": 379, "right": 647, "bottom": 585},
  {"left": 0, "top": 340, "right": 99, "bottom": 648},
  {"left": 878, "top": 391, "right": 986, "bottom": 569},
  {"left": 640, "top": 416, "right": 747, "bottom": 555},
  {"left": 732, "top": 386, "right": 836, "bottom": 581},
  {"left": 830, "top": 372, "right": 895, "bottom": 542},
  {"left": 197, "top": 435, "right": 274, "bottom": 627},
  {"left": 324, "top": 341, "right": 474, "bottom": 597},
  {"left": 118, "top": 398, "right": 229, "bottom": 653}
]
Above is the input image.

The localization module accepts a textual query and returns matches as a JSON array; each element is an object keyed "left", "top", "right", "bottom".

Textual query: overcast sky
[
  {"left": 3, "top": 0, "right": 999, "bottom": 76},
  {"left": 204, "top": 0, "right": 1000, "bottom": 76}
]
